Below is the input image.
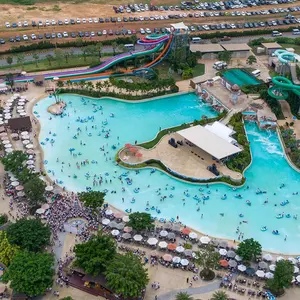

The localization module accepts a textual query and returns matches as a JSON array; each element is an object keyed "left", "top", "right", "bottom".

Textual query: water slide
[
  {"left": 290, "top": 63, "right": 300, "bottom": 85},
  {"left": 138, "top": 34, "right": 170, "bottom": 45},
  {"left": 57, "top": 34, "right": 173, "bottom": 82},
  {"left": 14, "top": 34, "right": 171, "bottom": 83},
  {"left": 268, "top": 76, "right": 300, "bottom": 99}
]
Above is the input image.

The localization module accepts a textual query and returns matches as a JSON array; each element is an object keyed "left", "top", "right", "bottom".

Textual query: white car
[
  {"left": 127, "top": 29, "right": 132, "bottom": 35},
  {"left": 93, "top": 18, "right": 98, "bottom": 23},
  {"left": 82, "top": 18, "right": 86, "bottom": 23},
  {"left": 23, "top": 34, "right": 28, "bottom": 40},
  {"left": 18, "top": 21, "right": 22, "bottom": 27},
  {"left": 31, "top": 33, "right": 36, "bottom": 40},
  {"left": 140, "top": 28, "right": 145, "bottom": 34},
  {"left": 45, "top": 20, "right": 50, "bottom": 26},
  {"left": 145, "top": 28, "right": 151, "bottom": 34},
  {"left": 102, "top": 29, "right": 107, "bottom": 35},
  {"left": 5, "top": 22, "right": 10, "bottom": 28},
  {"left": 51, "top": 19, "right": 56, "bottom": 25},
  {"left": 76, "top": 18, "right": 81, "bottom": 24},
  {"left": 23, "top": 21, "right": 28, "bottom": 27},
  {"left": 38, "top": 20, "right": 43, "bottom": 26},
  {"left": 88, "top": 18, "right": 93, "bottom": 23},
  {"left": 64, "top": 19, "right": 69, "bottom": 25},
  {"left": 63, "top": 31, "right": 68, "bottom": 37},
  {"left": 90, "top": 31, "right": 95, "bottom": 37},
  {"left": 139, "top": 16, "right": 144, "bottom": 21}
]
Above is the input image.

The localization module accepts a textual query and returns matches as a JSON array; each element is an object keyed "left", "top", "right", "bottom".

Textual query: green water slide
[{"left": 268, "top": 76, "right": 300, "bottom": 100}]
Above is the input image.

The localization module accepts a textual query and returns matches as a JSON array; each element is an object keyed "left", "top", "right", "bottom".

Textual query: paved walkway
[{"left": 157, "top": 279, "right": 221, "bottom": 300}]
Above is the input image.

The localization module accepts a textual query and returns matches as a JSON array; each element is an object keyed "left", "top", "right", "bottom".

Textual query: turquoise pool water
[
  {"left": 223, "top": 69, "right": 260, "bottom": 86},
  {"left": 35, "top": 93, "right": 300, "bottom": 254}
]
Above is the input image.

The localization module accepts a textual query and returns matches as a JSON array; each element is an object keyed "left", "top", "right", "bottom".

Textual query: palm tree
[
  {"left": 211, "top": 291, "right": 229, "bottom": 300},
  {"left": 175, "top": 292, "right": 193, "bottom": 300},
  {"left": 16, "top": 53, "right": 25, "bottom": 70},
  {"left": 111, "top": 41, "right": 118, "bottom": 56},
  {"left": 32, "top": 53, "right": 39, "bottom": 67},
  {"left": 95, "top": 82, "right": 102, "bottom": 92},
  {"left": 95, "top": 42, "right": 103, "bottom": 59},
  {"left": 46, "top": 54, "right": 53, "bottom": 66}
]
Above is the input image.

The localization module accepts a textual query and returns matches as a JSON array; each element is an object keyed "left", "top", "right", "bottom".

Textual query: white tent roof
[
  {"left": 205, "top": 121, "right": 236, "bottom": 144},
  {"left": 177, "top": 125, "right": 242, "bottom": 160},
  {"left": 170, "top": 22, "right": 189, "bottom": 31}
]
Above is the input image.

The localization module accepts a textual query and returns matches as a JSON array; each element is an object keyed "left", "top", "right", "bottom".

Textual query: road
[{"left": 0, "top": 32, "right": 297, "bottom": 67}]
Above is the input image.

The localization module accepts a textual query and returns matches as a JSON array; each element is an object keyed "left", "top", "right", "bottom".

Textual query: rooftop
[
  {"left": 221, "top": 43, "right": 251, "bottom": 52},
  {"left": 190, "top": 44, "right": 224, "bottom": 53},
  {"left": 170, "top": 22, "right": 189, "bottom": 31},
  {"left": 205, "top": 121, "right": 236, "bottom": 144},
  {"left": 261, "top": 42, "right": 282, "bottom": 49},
  {"left": 177, "top": 125, "right": 242, "bottom": 160}
]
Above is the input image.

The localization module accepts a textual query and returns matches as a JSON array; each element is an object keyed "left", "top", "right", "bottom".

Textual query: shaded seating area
[{"left": 7, "top": 116, "right": 32, "bottom": 132}]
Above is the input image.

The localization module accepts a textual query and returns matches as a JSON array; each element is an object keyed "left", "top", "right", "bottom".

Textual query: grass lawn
[
  {"left": 153, "top": 61, "right": 181, "bottom": 81},
  {"left": 0, "top": 55, "right": 99, "bottom": 73},
  {"left": 278, "top": 43, "right": 300, "bottom": 55},
  {"left": 193, "top": 63, "right": 205, "bottom": 77}
]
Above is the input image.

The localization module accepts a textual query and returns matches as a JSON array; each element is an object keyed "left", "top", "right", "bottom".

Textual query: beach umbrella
[
  {"left": 276, "top": 256, "right": 284, "bottom": 262},
  {"left": 296, "top": 275, "right": 300, "bottom": 283},
  {"left": 129, "top": 147, "right": 138, "bottom": 153},
  {"left": 45, "top": 186, "right": 53, "bottom": 192},
  {"left": 4, "top": 143, "right": 12, "bottom": 148},
  {"left": 265, "top": 272, "right": 274, "bottom": 279},
  {"left": 294, "top": 266, "right": 299, "bottom": 274},
  {"left": 111, "top": 229, "right": 120, "bottom": 236},
  {"left": 0, "top": 132, "right": 7, "bottom": 137},
  {"left": 21, "top": 134, "right": 30, "bottom": 140},
  {"left": 123, "top": 226, "right": 132, "bottom": 233},
  {"left": 227, "top": 250, "right": 236, "bottom": 258},
  {"left": 101, "top": 218, "right": 110, "bottom": 225},
  {"left": 17, "top": 106, "right": 24, "bottom": 109},
  {"left": 41, "top": 204, "right": 50, "bottom": 210},
  {"left": 2, "top": 140, "right": 10, "bottom": 144},
  {"left": 3, "top": 109, "right": 10, "bottom": 113},
  {"left": 181, "top": 228, "right": 191, "bottom": 235},
  {"left": 26, "top": 149, "right": 35, "bottom": 154},
  {"left": 245, "top": 267, "right": 255, "bottom": 275},
  {"left": 172, "top": 256, "right": 181, "bottom": 264},
  {"left": 36, "top": 208, "right": 45, "bottom": 214},
  {"left": 229, "top": 259, "right": 237, "bottom": 268},
  {"left": 163, "top": 254, "right": 172, "bottom": 262},
  {"left": 184, "top": 249, "right": 193, "bottom": 257},
  {"left": 6, "top": 99, "right": 13, "bottom": 103},
  {"left": 122, "top": 233, "right": 131, "bottom": 240},
  {"left": 164, "top": 223, "right": 172, "bottom": 230},
  {"left": 114, "top": 212, "right": 123, "bottom": 219},
  {"left": 16, "top": 185, "right": 24, "bottom": 191},
  {"left": 258, "top": 261, "right": 268, "bottom": 269},
  {"left": 4, "top": 115, "right": 11, "bottom": 120},
  {"left": 147, "top": 237, "right": 158, "bottom": 246},
  {"left": 160, "top": 230, "right": 168, "bottom": 237},
  {"left": 17, "top": 191, "right": 25, "bottom": 197},
  {"left": 122, "top": 215, "right": 129, "bottom": 223},
  {"left": 263, "top": 253, "right": 273, "bottom": 262},
  {"left": 168, "top": 243, "right": 177, "bottom": 251},
  {"left": 133, "top": 234, "right": 143, "bottom": 242},
  {"left": 176, "top": 246, "right": 185, "bottom": 253},
  {"left": 125, "top": 143, "right": 132, "bottom": 148},
  {"left": 5, "top": 148, "right": 13, "bottom": 153},
  {"left": 180, "top": 259, "right": 189, "bottom": 266},
  {"left": 189, "top": 232, "right": 198, "bottom": 239},
  {"left": 219, "top": 249, "right": 227, "bottom": 256},
  {"left": 173, "top": 224, "right": 181, "bottom": 232},
  {"left": 115, "top": 223, "right": 124, "bottom": 230},
  {"left": 200, "top": 236, "right": 211, "bottom": 244},
  {"left": 288, "top": 257, "right": 297, "bottom": 265},
  {"left": 21, "top": 131, "right": 29, "bottom": 136},
  {"left": 105, "top": 209, "right": 113, "bottom": 216},
  {"left": 26, "top": 144, "right": 33, "bottom": 149},
  {"left": 238, "top": 264, "right": 247, "bottom": 272},
  {"left": 167, "top": 232, "right": 176, "bottom": 240},
  {"left": 256, "top": 270, "right": 265, "bottom": 278},
  {"left": 135, "top": 152, "right": 143, "bottom": 158},
  {"left": 235, "top": 255, "right": 242, "bottom": 262},
  {"left": 26, "top": 160, "right": 34, "bottom": 165},
  {"left": 158, "top": 241, "right": 168, "bottom": 249},
  {"left": 219, "top": 260, "right": 229, "bottom": 267},
  {"left": 0, "top": 121, "right": 4, "bottom": 125},
  {"left": 20, "top": 112, "right": 27, "bottom": 116},
  {"left": 28, "top": 165, "right": 35, "bottom": 169},
  {"left": 23, "top": 140, "right": 30, "bottom": 145},
  {"left": 150, "top": 251, "right": 158, "bottom": 257},
  {"left": 1, "top": 136, "right": 8, "bottom": 141},
  {"left": 107, "top": 221, "right": 118, "bottom": 229},
  {"left": 11, "top": 181, "right": 19, "bottom": 187}
]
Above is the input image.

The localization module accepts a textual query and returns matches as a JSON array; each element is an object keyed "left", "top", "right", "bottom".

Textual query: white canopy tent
[
  {"left": 205, "top": 121, "right": 236, "bottom": 144},
  {"left": 177, "top": 125, "right": 242, "bottom": 160},
  {"left": 170, "top": 22, "right": 189, "bottom": 31}
]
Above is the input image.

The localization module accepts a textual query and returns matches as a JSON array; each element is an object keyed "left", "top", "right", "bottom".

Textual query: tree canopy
[
  {"left": 105, "top": 253, "right": 149, "bottom": 298},
  {"left": 3, "top": 251, "right": 54, "bottom": 297},
  {"left": 175, "top": 292, "right": 194, "bottom": 300},
  {"left": 74, "top": 233, "right": 116, "bottom": 275},
  {"left": 267, "top": 260, "right": 294, "bottom": 295},
  {"left": 0, "top": 231, "right": 19, "bottom": 266},
  {"left": 211, "top": 290, "right": 229, "bottom": 300},
  {"left": 1, "top": 150, "right": 27, "bottom": 174},
  {"left": 6, "top": 218, "right": 51, "bottom": 252},
  {"left": 236, "top": 238, "right": 262, "bottom": 262},
  {"left": 217, "top": 51, "right": 232, "bottom": 64},
  {"left": 127, "top": 212, "right": 154, "bottom": 231},
  {"left": 78, "top": 191, "right": 105, "bottom": 213},
  {"left": 247, "top": 55, "right": 257, "bottom": 65},
  {"left": 195, "top": 245, "right": 220, "bottom": 279},
  {"left": 24, "top": 177, "right": 47, "bottom": 207}
]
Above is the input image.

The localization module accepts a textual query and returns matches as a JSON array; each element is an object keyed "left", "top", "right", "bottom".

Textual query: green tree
[
  {"left": 217, "top": 51, "right": 232, "bottom": 64},
  {"left": 5, "top": 73, "right": 14, "bottom": 89},
  {"left": 247, "top": 55, "right": 257, "bottom": 65},
  {"left": 74, "top": 233, "right": 116, "bottom": 275},
  {"left": 32, "top": 53, "right": 39, "bottom": 67},
  {"left": 85, "top": 45, "right": 97, "bottom": 58},
  {"left": 24, "top": 177, "right": 47, "bottom": 207},
  {"left": 64, "top": 51, "right": 70, "bottom": 64},
  {"left": 176, "top": 292, "right": 194, "bottom": 300},
  {"left": 6, "top": 56, "right": 13, "bottom": 67},
  {"left": 182, "top": 68, "right": 193, "bottom": 80},
  {"left": 195, "top": 245, "right": 220, "bottom": 280},
  {"left": 1, "top": 150, "right": 27, "bottom": 174},
  {"left": 54, "top": 49, "right": 64, "bottom": 66},
  {"left": 95, "top": 42, "right": 103, "bottom": 58},
  {"left": 0, "top": 231, "right": 19, "bottom": 266},
  {"left": 211, "top": 290, "right": 229, "bottom": 300},
  {"left": 3, "top": 251, "right": 54, "bottom": 297},
  {"left": 6, "top": 218, "right": 51, "bottom": 252},
  {"left": 46, "top": 54, "right": 53, "bottom": 66},
  {"left": 16, "top": 53, "right": 25, "bottom": 69},
  {"left": 111, "top": 41, "right": 118, "bottom": 56},
  {"left": 105, "top": 252, "right": 149, "bottom": 298},
  {"left": 60, "top": 297, "right": 73, "bottom": 300},
  {"left": 236, "top": 238, "right": 262, "bottom": 262},
  {"left": 127, "top": 212, "right": 154, "bottom": 231},
  {"left": 56, "top": 80, "right": 64, "bottom": 88},
  {"left": 267, "top": 260, "right": 293, "bottom": 296},
  {"left": 0, "top": 214, "right": 8, "bottom": 226}
]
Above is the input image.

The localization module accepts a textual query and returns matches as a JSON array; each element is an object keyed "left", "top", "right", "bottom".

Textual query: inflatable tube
[
  {"left": 261, "top": 226, "right": 267, "bottom": 232},
  {"left": 280, "top": 200, "right": 289, "bottom": 206},
  {"left": 276, "top": 214, "right": 284, "bottom": 219}
]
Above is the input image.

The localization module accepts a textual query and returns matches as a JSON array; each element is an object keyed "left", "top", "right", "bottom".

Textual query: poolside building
[
  {"left": 221, "top": 43, "right": 251, "bottom": 58},
  {"left": 189, "top": 44, "right": 224, "bottom": 59},
  {"left": 261, "top": 42, "right": 282, "bottom": 55},
  {"left": 204, "top": 121, "right": 237, "bottom": 145},
  {"left": 177, "top": 125, "right": 241, "bottom": 160}
]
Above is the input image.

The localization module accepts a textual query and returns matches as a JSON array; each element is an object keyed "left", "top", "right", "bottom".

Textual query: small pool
[
  {"left": 223, "top": 69, "right": 260, "bottom": 86},
  {"left": 242, "top": 111, "right": 257, "bottom": 116}
]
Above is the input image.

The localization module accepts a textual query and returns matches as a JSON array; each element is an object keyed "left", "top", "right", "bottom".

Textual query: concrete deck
[{"left": 120, "top": 133, "right": 242, "bottom": 182}]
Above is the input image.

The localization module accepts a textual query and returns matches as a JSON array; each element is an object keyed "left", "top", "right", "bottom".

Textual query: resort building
[
  {"left": 221, "top": 43, "right": 251, "bottom": 58},
  {"left": 204, "top": 121, "right": 237, "bottom": 145},
  {"left": 261, "top": 42, "right": 282, "bottom": 55},
  {"left": 189, "top": 44, "right": 224, "bottom": 59}
]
